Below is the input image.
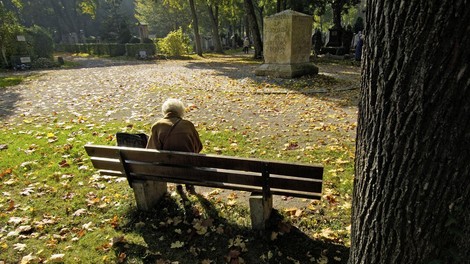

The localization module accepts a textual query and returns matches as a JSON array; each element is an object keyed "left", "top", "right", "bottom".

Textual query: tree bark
[
  {"left": 350, "top": 1, "right": 470, "bottom": 263},
  {"left": 188, "top": 0, "right": 203, "bottom": 56},
  {"left": 331, "top": 1, "right": 343, "bottom": 29},
  {"left": 207, "top": 3, "right": 223, "bottom": 53},
  {"left": 243, "top": 0, "right": 262, "bottom": 58}
]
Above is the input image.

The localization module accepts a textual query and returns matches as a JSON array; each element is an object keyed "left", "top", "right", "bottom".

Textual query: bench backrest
[{"left": 85, "top": 145, "right": 323, "bottom": 199}]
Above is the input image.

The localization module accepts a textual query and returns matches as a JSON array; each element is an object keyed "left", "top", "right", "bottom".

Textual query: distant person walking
[
  {"left": 243, "top": 37, "right": 250, "bottom": 54},
  {"left": 355, "top": 31, "right": 364, "bottom": 61},
  {"left": 146, "top": 98, "right": 203, "bottom": 194}
]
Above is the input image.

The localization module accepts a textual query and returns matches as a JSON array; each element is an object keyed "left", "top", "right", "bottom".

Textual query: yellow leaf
[
  {"left": 270, "top": 232, "right": 278, "bottom": 241},
  {"left": 170, "top": 241, "right": 184, "bottom": 248}
]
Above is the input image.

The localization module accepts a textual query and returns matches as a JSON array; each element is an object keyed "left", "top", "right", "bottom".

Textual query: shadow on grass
[
  {"left": 0, "top": 87, "right": 21, "bottom": 120},
  {"left": 115, "top": 191, "right": 349, "bottom": 264}
]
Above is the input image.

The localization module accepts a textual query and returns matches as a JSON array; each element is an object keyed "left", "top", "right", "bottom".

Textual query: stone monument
[{"left": 255, "top": 10, "right": 318, "bottom": 78}]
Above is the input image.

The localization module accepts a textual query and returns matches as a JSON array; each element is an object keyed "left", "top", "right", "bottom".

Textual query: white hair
[{"left": 162, "top": 98, "right": 185, "bottom": 117}]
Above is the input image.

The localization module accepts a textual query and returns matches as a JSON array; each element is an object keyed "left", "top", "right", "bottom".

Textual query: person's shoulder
[
  {"left": 151, "top": 118, "right": 167, "bottom": 127},
  {"left": 180, "top": 119, "right": 197, "bottom": 128},
  {"left": 181, "top": 119, "right": 195, "bottom": 125}
]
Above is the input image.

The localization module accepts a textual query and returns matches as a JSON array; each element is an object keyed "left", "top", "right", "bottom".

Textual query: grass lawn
[
  {"left": 0, "top": 76, "right": 28, "bottom": 88},
  {"left": 0, "top": 56, "right": 357, "bottom": 263}
]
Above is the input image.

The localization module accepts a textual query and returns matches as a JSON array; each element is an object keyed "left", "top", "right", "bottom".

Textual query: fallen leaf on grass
[
  {"left": 9, "top": 216, "right": 28, "bottom": 225},
  {"left": 110, "top": 215, "right": 119, "bottom": 228},
  {"left": 58, "top": 160, "right": 70, "bottom": 168},
  {"left": 82, "top": 221, "right": 94, "bottom": 231},
  {"left": 20, "top": 253, "right": 39, "bottom": 264},
  {"left": 8, "top": 200, "right": 15, "bottom": 211},
  {"left": 72, "top": 208, "right": 87, "bottom": 217},
  {"left": 49, "top": 254, "right": 65, "bottom": 262},
  {"left": 13, "top": 243, "right": 27, "bottom": 251},
  {"left": 20, "top": 187, "right": 35, "bottom": 196},
  {"left": 0, "top": 168, "right": 12, "bottom": 177}
]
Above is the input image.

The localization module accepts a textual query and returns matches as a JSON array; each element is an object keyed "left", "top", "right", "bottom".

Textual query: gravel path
[{"left": 0, "top": 54, "right": 360, "bottom": 208}]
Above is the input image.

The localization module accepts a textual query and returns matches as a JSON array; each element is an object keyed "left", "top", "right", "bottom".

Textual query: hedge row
[{"left": 55, "top": 43, "right": 157, "bottom": 57}]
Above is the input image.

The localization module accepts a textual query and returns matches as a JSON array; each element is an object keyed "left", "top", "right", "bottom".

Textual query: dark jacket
[{"left": 146, "top": 113, "right": 203, "bottom": 153}]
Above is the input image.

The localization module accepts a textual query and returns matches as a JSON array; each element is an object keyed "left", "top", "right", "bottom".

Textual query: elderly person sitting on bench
[{"left": 146, "top": 98, "right": 203, "bottom": 194}]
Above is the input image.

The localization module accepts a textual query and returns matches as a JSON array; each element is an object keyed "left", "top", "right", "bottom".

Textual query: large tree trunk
[
  {"left": 350, "top": 1, "right": 470, "bottom": 263},
  {"left": 207, "top": 4, "right": 223, "bottom": 53},
  {"left": 331, "top": 1, "right": 343, "bottom": 29},
  {"left": 244, "top": 0, "right": 262, "bottom": 58},
  {"left": 188, "top": 0, "right": 203, "bottom": 56}
]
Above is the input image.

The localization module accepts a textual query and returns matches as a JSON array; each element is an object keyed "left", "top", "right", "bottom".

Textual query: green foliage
[
  {"left": 31, "top": 57, "right": 56, "bottom": 69},
  {"left": 0, "top": 76, "right": 26, "bottom": 88},
  {"left": 0, "top": 4, "right": 23, "bottom": 67},
  {"left": 158, "top": 28, "right": 191, "bottom": 57},
  {"left": 55, "top": 43, "right": 127, "bottom": 57},
  {"left": 135, "top": 0, "right": 191, "bottom": 38},
  {"left": 25, "top": 25, "right": 54, "bottom": 59},
  {"left": 79, "top": 0, "right": 98, "bottom": 18},
  {"left": 125, "top": 43, "right": 156, "bottom": 57}
]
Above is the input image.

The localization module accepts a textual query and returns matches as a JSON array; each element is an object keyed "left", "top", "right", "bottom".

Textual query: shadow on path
[
  {"left": 115, "top": 192, "right": 349, "bottom": 263},
  {"left": 183, "top": 55, "right": 360, "bottom": 107}
]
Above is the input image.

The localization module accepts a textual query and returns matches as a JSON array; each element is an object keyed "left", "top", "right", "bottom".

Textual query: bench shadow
[{"left": 115, "top": 191, "right": 349, "bottom": 264}]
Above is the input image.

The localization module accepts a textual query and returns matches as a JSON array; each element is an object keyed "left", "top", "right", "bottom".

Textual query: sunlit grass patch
[
  {"left": 1, "top": 117, "right": 353, "bottom": 263},
  {"left": 0, "top": 76, "right": 26, "bottom": 88}
]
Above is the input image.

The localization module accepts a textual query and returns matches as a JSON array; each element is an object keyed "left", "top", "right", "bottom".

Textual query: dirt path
[{"left": 0, "top": 54, "right": 360, "bottom": 209}]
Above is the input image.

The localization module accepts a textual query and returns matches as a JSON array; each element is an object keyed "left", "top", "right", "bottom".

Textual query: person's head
[{"left": 162, "top": 98, "right": 185, "bottom": 117}]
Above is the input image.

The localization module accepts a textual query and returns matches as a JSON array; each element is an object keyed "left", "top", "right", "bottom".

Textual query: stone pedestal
[{"left": 255, "top": 10, "right": 318, "bottom": 78}]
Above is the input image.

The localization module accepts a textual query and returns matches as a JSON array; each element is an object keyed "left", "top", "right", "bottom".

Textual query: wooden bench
[{"left": 84, "top": 145, "right": 323, "bottom": 229}]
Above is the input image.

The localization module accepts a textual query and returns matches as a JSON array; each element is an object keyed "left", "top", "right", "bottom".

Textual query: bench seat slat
[
  {"left": 85, "top": 145, "right": 323, "bottom": 179},
  {"left": 129, "top": 163, "right": 322, "bottom": 193},
  {"left": 90, "top": 157, "right": 121, "bottom": 172},
  {"left": 129, "top": 164, "right": 261, "bottom": 187},
  {"left": 85, "top": 145, "right": 323, "bottom": 199},
  {"left": 119, "top": 174, "right": 322, "bottom": 199}
]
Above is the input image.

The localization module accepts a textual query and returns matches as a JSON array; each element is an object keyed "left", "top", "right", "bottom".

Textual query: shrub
[
  {"left": 25, "top": 25, "right": 54, "bottom": 59},
  {"left": 125, "top": 43, "right": 156, "bottom": 57},
  {"left": 158, "top": 28, "right": 191, "bottom": 57},
  {"left": 31, "top": 57, "right": 56, "bottom": 69},
  {"left": 129, "top": 37, "right": 141, "bottom": 44}
]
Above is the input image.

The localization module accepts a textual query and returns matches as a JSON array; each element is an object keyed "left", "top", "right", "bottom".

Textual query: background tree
[
  {"left": 328, "top": 0, "right": 359, "bottom": 30},
  {"left": 243, "top": 0, "right": 262, "bottom": 58},
  {"left": 188, "top": 0, "right": 203, "bottom": 55},
  {"left": 135, "top": 0, "right": 190, "bottom": 38},
  {"left": 350, "top": 0, "right": 470, "bottom": 263},
  {"left": 0, "top": 1, "right": 23, "bottom": 66},
  {"left": 206, "top": 0, "right": 223, "bottom": 53},
  {"left": 164, "top": 0, "right": 203, "bottom": 55}
]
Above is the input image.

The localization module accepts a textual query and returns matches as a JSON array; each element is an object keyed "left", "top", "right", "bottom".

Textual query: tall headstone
[{"left": 255, "top": 10, "right": 318, "bottom": 78}]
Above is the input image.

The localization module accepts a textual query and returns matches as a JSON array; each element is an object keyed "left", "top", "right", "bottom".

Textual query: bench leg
[
  {"left": 132, "top": 180, "right": 167, "bottom": 211},
  {"left": 249, "top": 193, "right": 273, "bottom": 230}
]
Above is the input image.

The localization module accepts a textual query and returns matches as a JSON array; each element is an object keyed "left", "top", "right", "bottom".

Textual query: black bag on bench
[{"left": 116, "top": 133, "right": 148, "bottom": 148}]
